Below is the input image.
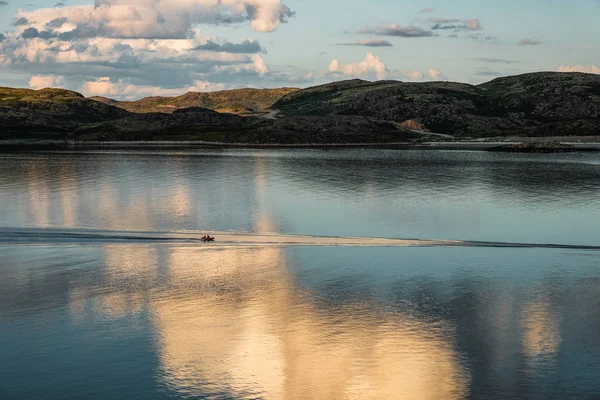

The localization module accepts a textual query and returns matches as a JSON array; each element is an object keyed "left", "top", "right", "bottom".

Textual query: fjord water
[{"left": 1, "top": 149, "right": 599, "bottom": 399}]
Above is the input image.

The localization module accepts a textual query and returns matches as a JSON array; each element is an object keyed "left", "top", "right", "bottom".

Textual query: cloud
[
  {"left": 431, "top": 17, "right": 481, "bottom": 31},
  {"left": 13, "top": 17, "right": 29, "bottom": 26},
  {"left": 329, "top": 53, "right": 388, "bottom": 80},
  {"left": 402, "top": 71, "right": 424, "bottom": 80},
  {"left": 13, "top": 0, "right": 294, "bottom": 40},
  {"left": 396, "top": 68, "right": 447, "bottom": 81},
  {"left": 46, "top": 17, "right": 69, "bottom": 29},
  {"left": 22, "top": 27, "right": 41, "bottom": 39},
  {"left": 192, "top": 39, "right": 264, "bottom": 54},
  {"left": 465, "top": 19, "right": 481, "bottom": 30},
  {"left": 432, "top": 24, "right": 459, "bottom": 30},
  {"left": 420, "top": 7, "right": 435, "bottom": 13},
  {"left": 518, "top": 39, "right": 542, "bottom": 46},
  {"left": 360, "top": 24, "right": 434, "bottom": 38},
  {"left": 430, "top": 18, "right": 461, "bottom": 24},
  {"left": 336, "top": 39, "right": 393, "bottom": 47},
  {"left": 472, "top": 57, "right": 519, "bottom": 64},
  {"left": 29, "top": 75, "right": 65, "bottom": 89},
  {"left": 251, "top": 54, "right": 269, "bottom": 76},
  {"left": 0, "top": 28, "right": 276, "bottom": 93},
  {"left": 80, "top": 76, "right": 226, "bottom": 98},
  {"left": 427, "top": 69, "right": 447, "bottom": 80},
  {"left": 557, "top": 65, "right": 600, "bottom": 74},
  {"left": 0, "top": 0, "right": 309, "bottom": 94}
]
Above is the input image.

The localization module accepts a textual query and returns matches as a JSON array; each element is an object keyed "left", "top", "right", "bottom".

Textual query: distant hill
[
  {"left": 1, "top": 72, "right": 600, "bottom": 144},
  {"left": 274, "top": 72, "right": 600, "bottom": 137},
  {"left": 0, "top": 87, "right": 128, "bottom": 121},
  {"left": 91, "top": 88, "right": 299, "bottom": 115}
]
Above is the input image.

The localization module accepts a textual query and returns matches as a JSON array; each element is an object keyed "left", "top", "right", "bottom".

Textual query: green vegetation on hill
[{"left": 91, "top": 88, "right": 298, "bottom": 115}]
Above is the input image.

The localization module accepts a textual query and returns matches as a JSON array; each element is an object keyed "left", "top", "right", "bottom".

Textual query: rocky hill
[
  {"left": 1, "top": 72, "right": 599, "bottom": 144},
  {"left": 0, "top": 87, "right": 414, "bottom": 143},
  {"left": 274, "top": 72, "right": 600, "bottom": 137},
  {"left": 91, "top": 88, "right": 298, "bottom": 115}
]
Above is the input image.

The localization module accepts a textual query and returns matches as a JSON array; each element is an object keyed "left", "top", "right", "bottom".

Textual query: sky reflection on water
[
  {"left": 1, "top": 243, "right": 600, "bottom": 399},
  {"left": 0, "top": 149, "right": 599, "bottom": 244},
  {"left": 1, "top": 149, "right": 600, "bottom": 399}
]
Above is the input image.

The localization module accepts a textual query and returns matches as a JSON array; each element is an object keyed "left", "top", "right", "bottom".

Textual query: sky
[{"left": 0, "top": 0, "right": 599, "bottom": 99}]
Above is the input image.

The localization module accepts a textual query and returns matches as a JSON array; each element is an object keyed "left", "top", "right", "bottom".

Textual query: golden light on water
[
  {"left": 521, "top": 297, "right": 562, "bottom": 369},
  {"left": 151, "top": 246, "right": 470, "bottom": 400}
]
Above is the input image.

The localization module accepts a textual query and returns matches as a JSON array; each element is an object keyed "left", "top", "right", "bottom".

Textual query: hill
[
  {"left": 0, "top": 87, "right": 129, "bottom": 139},
  {"left": 0, "top": 87, "right": 414, "bottom": 143},
  {"left": 1, "top": 72, "right": 599, "bottom": 144},
  {"left": 274, "top": 72, "right": 600, "bottom": 137},
  {"left": 91, "top": 88, "right": 298, "bottom": 115}
]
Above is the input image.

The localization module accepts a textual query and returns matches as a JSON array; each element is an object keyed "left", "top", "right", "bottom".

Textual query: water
[{"left": 1, "top": 149, "right": 599, "bottom": 399}]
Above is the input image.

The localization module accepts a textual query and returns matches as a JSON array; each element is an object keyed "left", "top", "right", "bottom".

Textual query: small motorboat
[{"left": 201, "top": 235, "right": 215, "bottom": 242}]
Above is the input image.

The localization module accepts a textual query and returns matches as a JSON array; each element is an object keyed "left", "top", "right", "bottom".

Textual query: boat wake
[{"left": 0, "top": 227, "right": 598, "bottom": 250}]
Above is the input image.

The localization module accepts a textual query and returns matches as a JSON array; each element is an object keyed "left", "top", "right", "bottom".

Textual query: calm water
[{"left": 1, "top": 149, "right": 600, "bottom": 399}]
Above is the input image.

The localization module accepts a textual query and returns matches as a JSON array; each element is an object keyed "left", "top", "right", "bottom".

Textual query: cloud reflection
[
  {"left": 521, "top": 296, "right": 562, "bottom": 371},
  {"left": 151, "top": 246, "right": 470, "bottom": 399}
]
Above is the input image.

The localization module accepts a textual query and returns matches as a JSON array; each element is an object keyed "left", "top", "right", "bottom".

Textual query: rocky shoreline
[{"left": 487, "top": 141, "right": 599, "bottom": 153}]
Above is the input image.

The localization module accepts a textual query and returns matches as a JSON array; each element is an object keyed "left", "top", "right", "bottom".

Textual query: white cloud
[
  {"left": 252, "top": 54, "right": 269, "bottom": 76},
  {"left": 0, "top": 0, "right": 288, "bottom": 94},
  {"left": 326, "top": 54, "right": 447, "bottom": 83},
  {"left": 558, "top": 65, "right": 600, "bottom": 74},
  {"left": 427, "top": 68, "right": 447, "bottom": 80},
  {"left": 430, "top": 17, "right": 481, "bottom": 31},
  {"left": 464, "top": 19, "right": 481, "bottom": 31},
  {"left": 15, "top": 0, "right": 293, "bottom": 39},
  {"left": 80, "top": 77, "right": 226, "bottom": 98},
  {"left": 329, "top": 53, "right": 388, "bottom": 80},
  {"left": 29, "top": 75, "right": 65, "bottom": 89},
  {"left": 0, "top": 34, "right": 255, "bottom": 68},
  {"left": 402, "top": 71, "right": 424, "bottom": 80},
  {"left": 394, "top": 69, "right": 448, "bottom": 81}
]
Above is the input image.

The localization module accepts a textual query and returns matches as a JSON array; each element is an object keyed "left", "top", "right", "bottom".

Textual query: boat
[{"left": 201, "top": 235, "right": 215, "bottom": 242}]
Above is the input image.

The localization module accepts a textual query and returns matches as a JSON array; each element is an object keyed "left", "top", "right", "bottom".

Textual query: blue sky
[{"left": 0, "top": 0, "right": 599, "bottom": 98}]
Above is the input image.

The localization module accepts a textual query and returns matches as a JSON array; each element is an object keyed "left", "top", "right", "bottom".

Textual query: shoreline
[{"left": 1, "top": 139, "right": 600, "bottom": 151}]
